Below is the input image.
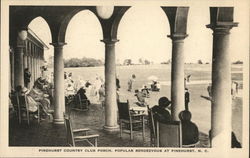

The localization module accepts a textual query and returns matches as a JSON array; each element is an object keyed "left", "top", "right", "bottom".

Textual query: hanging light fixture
[
  {"left": 96, "top": 6, "right": 114, "bottom": 19},
  {"left": 18, "top": 29, "right": 28, "bottom": 41}
]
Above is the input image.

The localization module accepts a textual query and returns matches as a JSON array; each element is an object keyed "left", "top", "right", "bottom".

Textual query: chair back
[
  {"left": 64, "top": 114, "right": 75, "bottom": 146},
  {"left": 77, "top": 94, "right": 83, "bottom": 106},
  {"left": 117, "top": 100, "right": 130, "bottom": 120},
  {"left": 147, "top": 106, "right": 156, "bottom": 138},
  {"left": 10, "top": 93, "right": 19, "bottom": 111},
  {"left": 17, "top": 95, "right": 27, "bottom": 108},
  {"left": 156, "top": 121, "right": 182, "bottom": 147}
]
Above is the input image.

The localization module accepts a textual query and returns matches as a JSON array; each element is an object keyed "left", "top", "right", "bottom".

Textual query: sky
[{"left": 28, "top": 3, "right": 248, "bottom": 64}]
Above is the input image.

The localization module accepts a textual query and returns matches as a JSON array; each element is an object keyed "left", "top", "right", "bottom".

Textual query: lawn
[{"left": 63, "top": 64, "right": 243, "bottom": 143}]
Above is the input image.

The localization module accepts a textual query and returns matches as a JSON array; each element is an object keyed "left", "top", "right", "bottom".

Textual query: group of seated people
[
  {"left": 134, "top": 81, "right": 161, "bottom": 107},
  {"left": 10, "top": 77, "right": 53, "bottom": 120},
  {"left": 150, "top": 80, "right": 160, "bottom": 92},
  {"left": 150, "top": 96, "right": 242, "bottom": 147},
  {"left": 65, "top": 84, "right": 91, "bottom": 110},
  {"left": 151, "top": 97, "right": 199, "bottom": 146}
]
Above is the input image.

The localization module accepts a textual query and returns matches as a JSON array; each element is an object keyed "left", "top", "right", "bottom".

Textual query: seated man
[
  {"left": 152, "top": 97, "right": 171, "bottom": 123},
  {"left": 179, "top": 110, "right": 199, "bottom": 145}
]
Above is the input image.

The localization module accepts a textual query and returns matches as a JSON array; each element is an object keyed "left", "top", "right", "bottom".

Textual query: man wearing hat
[
  {"left": 152, "top": 97, "right": 171, "bottom": 123},
  {"left": 24, "top": 68, "right": 31, "bottom": 88}
]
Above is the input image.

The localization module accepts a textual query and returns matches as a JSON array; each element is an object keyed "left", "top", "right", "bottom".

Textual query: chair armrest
[
  {"left": 74, "top": 134, "right": 99, "bottom": 139},
  {"left": 73, "top": 128, "right": 90, "bottom": 133}
]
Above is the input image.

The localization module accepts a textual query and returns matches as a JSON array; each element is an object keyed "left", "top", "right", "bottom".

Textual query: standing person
[
  {"left": 207, "top": 83, "right": 212, "bottom": 98},
  {"left": 185, "top": 88, "right": 190, "bottom": 111},
  {"left": 116, "top": 77, "right": 120, "bottom": 91},
  {"left": 41, "top": 66, "right": 49, "bottom": 81},
  {"left": 94, "top": 76, "right": 102, "bottom": 98},
  {"left": 68, "top": 72, "right": 72, "bottom": 79},
  {"left": 99, "top": 84, "right": 105, "bottom": 108},
  {"left": 64, "top": 72, "right": 67, "bottom": 80},
  {"left": 231, "top": 81, "right": 238, "bottom": 99},
  {"left": 127, "top": 74, "right": 136, "bottom": 92},
  {"left": 24, "top": 68, "right": 31, "bottom": 88}
]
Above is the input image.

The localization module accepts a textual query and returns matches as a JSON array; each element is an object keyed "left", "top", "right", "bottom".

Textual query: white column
[
  {"left": 51, "top": 42, "right": 66, "bottom": 124},
  {"left": 14, "top": 45, "right": 25, "bottom": 88},
  {"left": 208, "top": 25, "right": 237, "bottom": 148},
  {"left": 102, "top": 39, "right": 119, "bottom": 131},
  {"left": 23, "top": 41, "right": 28, "bottom": 69},
  {"left": 31, "top": 48, "right": 34, "bottom": 86},
  {"left": 168, "top": 34, "right": 188, "bottom": 121}
]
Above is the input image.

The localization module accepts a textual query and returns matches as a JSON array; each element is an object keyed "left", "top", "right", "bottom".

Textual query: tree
[
  {"left": 198, "top": 59, "right": 203, "bottom": 64},
  {"left": 123, "top": 59, "right": 132, "bottom": 65},
  {"left": 138, "top": 58, "right": 144, "bottom": 64},
  {"left": 64, "top": 57, "right": 104, "bottom": 68},
  {"left": 144, "top": 59, "right": 150, "bottom": 65}
]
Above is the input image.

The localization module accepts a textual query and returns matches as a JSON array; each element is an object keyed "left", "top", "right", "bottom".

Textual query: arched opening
[
  {"left": 63, "top": 10, "right": 104, "bottom": 118},
  {"left": 27, "top": 16, "right": 52, "bottom": 87},
  {"left": 117, "top": 6, "right": 171, "bottom": 106},
  {"left": 186, "top": 4, "right": 243, "bottom": 145},
  {"left": 184, "top": 5, "right": 212, "bottom": 135}
]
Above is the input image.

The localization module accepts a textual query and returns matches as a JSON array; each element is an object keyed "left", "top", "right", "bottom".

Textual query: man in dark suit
[
  {"left": 152, "top": 97, "right": 171, "bottom": 123},
  {"left": 185, "top": 88, "right": 190, "bottom": 111}
]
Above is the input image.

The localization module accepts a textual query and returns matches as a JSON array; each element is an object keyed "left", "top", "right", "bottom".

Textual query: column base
[
  {"left": 103, "top": 125, "right": 120, "bottom": 132},
  {"left": 53, "top": 118, "right": 64, "bottom": 125}
]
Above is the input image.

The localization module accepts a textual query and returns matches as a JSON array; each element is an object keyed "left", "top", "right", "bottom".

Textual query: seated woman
[
  {"left": 29, "top": 77, "right": 52, "bottom": 118},
  {"left": 179, "top": 110, "right": 199, "bottom": 146},
  {"left": 74, "top": 87, "right": 90, "bottom": 108},
  {"left": 14, "top": 86, "right": 39, "bottom": 118},
  {"left": 152, "top": 97, "right": 171, "bottom": 123}
]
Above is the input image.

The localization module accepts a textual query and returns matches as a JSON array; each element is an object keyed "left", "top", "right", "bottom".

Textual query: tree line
[{"left": 64, "top": 57, "right": 104, "bottom": 68}]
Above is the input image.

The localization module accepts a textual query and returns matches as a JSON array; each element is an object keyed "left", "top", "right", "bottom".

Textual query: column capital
[
  {"left": 50, "top": 42, "right": 67, "bottom": 48},
  {"left": 206, "top": 22, "right": 238, "bottom": 34},
  {"left": 167, "top": 33, "right": 188, "bottom": 41},
  {"left": 101, "top": 39, "right": 119, "bottom": 45}
]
